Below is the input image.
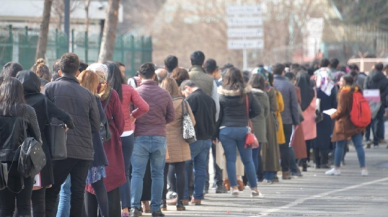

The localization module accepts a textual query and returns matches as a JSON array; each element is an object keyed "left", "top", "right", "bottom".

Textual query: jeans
[
  {"left": 263, "top": 171, "right": 275, "bottom": 181},
  {"left": 32, "top": 187, "right": 47, "bottom": 217},
  {"left": 46, "top": 159, "right": 90, "bottom": 217},
  {"left": 219, "top": 127, "right": 257, "bottom": 188},
  {"left": 130, "top": 136, "right": 166, "bottom": 212},
  {"left": 279, "top": 124, "right": 292, "bottom": 172},
  {"left": 184, "top": 140, "right": 212, "bottom": 200},
  {"left": 0, "top": 163, "right": 34, "bottom": 217},
  {"left": 119, "top": 134, "right": 134, "bottom": 209},
  {"left": 251, "top": 145, "right": 262, "bottom": 181},
  {"left": 289, "top": 147, "right": 298, "bottom": 173},
  {"left": 56, "top": 175, "right": 71, "bottom": 217},
  {"left": 335, "top": 133, "right": 365, "bottom": 168}
]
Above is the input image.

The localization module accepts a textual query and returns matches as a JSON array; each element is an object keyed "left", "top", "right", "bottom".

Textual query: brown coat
[
  {"left": 331, "top": 88, "right": 364, "bottom": 142},
  {"left": 166, "top": 97, "right": 196, "bottom": 163}
]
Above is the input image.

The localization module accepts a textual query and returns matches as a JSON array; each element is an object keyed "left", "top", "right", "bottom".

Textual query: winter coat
[
  {"left": 273, "top": 75, "right": 300, "bottom": 125},
  {"left": 290, "top": 87, "right": 307, "bottom": 159},
  {"left": 44, "top": 75, "right": 100, "bottom": 160},
  {"left": 90, "top": 97, "right": 108, "bottom": 167},
  {"left": 121, "top": 84, "right": 149, "bottom": 132},
  {"left": 301, "top": 90, "right": 317, "bottom": 140},
  {"left": 188, "top": 65, "right": 214, "bottom": 96},
  {"left": 364, "top": 70, "right": 388, "bottom": 114},
  {"left": 166, "top": 97, "right": 196, "bottom": 163},
  {"left": 331, "top": 87, "right": 364, "bottom": 142},
  {"left": 262, "top": 88, "right": 281, "bottom": 172},
  {"left": 17, "top": 70, "right": 75, "bottom": 186},
  {"left": 251, "top": 88, "right": 270, "bottom": 143},
  {"left": 275, "top": 90, "right": 286, "bottom": 144}
]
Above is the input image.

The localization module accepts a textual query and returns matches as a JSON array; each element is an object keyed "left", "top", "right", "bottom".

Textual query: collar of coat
[
  {"left": 189, "top": 65, "right": 205, "bottom": 73},
  {"left": 218, "top": 85, "right": 252, "bottom": 96},
  {"left": 251, "top": 88, "right": 265, "bottom": 94}
]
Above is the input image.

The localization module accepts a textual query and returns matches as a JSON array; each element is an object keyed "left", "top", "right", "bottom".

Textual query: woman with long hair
[
  {"left": 16, "top": 70, "right": 74, "bottom": 216},
  {"left": 160, "top": 78, "right": 195, "bottom": 211},
  {"left": 0, "top": 77, "right": 41, "bottom": 216},
  {"left": 77, "top": 70, "right": 110, "bottom": 217},
  {"left": 216, "top": 67, "right": 261, "bottom": 197},
  {"left": 171, "top": 67, "right": 190, "bottom": 87},
  {"left": 326, "top": 75, "right": 368, "bottom": 176},
  {"left": 31, "top": 58, "right": 52, "bottom": 82},
  {"left": 106, "top": 62, "right": 149, "bottom": 216},
  {"left": 85, "top": 63, "right": 126, "bottom": 217}
]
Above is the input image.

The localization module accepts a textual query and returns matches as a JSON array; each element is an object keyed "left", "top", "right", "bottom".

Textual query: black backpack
[{"left": 100, "top": 89, "right": 113, "bottom": 142}]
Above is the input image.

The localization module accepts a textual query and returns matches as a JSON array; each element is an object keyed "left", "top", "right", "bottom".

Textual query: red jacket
[{"left": 121, "top": 84, "right": 149, "bottom": 132}]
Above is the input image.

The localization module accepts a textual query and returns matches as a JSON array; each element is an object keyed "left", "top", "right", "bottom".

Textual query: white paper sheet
[{"left": 323, "top": 108, "right": 337, "bottom": 116}]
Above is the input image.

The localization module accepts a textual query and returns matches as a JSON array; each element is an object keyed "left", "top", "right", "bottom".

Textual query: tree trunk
[
  {"left": 36, "top": 0, "right": 53, "bottom": 60},
  {"left": 98, "top": 0, "right": 121, "bottom": 63}
]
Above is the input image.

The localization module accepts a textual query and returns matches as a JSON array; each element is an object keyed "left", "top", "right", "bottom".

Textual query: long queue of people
[{"left": 0, "top": 51, "right": 386, "bottom": 217}]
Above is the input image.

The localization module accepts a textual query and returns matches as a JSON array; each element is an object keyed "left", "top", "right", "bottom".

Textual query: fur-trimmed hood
[
  {"left": 251, "top": 88, "right": 265, "bottom": 94},
  {"left": 218, "top": 85, "right": 252, "bottom": 96}
]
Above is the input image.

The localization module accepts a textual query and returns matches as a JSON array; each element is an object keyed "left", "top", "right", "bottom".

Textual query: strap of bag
[
  {"left": 44, "top": 97, "right": 51, "bottom": 126},
  {"left": 103, "top": 89, "right": 113, "bottom": 111},
  {"left": 245, "top": 95, "right": 254, "bottom": 132}
]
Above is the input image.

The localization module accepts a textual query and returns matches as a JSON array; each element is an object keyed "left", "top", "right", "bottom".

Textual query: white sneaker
[
  {"left": 325, "top": 168, "right": 341, "bottom": 176},
  {"left": 231, "top": 189, "right": 239, "bottom": 197},
  {"left": 361, "top": 169, "right": 369, "bottom": 176}
]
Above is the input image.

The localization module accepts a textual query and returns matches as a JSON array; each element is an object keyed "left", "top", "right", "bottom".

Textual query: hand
[
  {"left": 65, "top": 125, "right": 69, "bottom": 132},
  {"left": 130, "top": 114, "right": 136, "bottom": 123},
  {"left": 212, "top": 138, "right": 219, "bottom": 144}
]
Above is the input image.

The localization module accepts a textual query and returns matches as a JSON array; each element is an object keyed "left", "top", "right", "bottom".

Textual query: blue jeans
[
  {"left": 219, "top": 127, "right": 258, "bottom": 188},
  {"left": 56, "top": 175, "right": 71, "bottom": 217},
  {"left": 130, "top": 136, "right": 166, "bottom": 212},
  {"left": 263, "top": 171, "right": 275, "bottom": 181},
  {"left": 119, "top": 134, "right": 134, "bottom": 209},
  {"left": 184, "top": 140, "right": 211, "bottom": 200},
  {"left": 289, "top": 147, "right": 298, "bottom": 173},
  {"left": 251, "top": 145, "right": 261, "bottom": 181},
  {"left": 335, "top": 133, "right": 365, "bottom": 168}
]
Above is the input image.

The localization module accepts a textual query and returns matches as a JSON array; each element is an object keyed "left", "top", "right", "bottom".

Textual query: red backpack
[{"left": 350, "top": 91, "right": 372, "bottom": 127}]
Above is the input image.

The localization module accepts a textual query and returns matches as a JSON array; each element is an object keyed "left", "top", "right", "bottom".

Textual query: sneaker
[
  {"left": 215, "top": 185, "right": 228, "bottom": 193},
  {"left": 231, "top": 189, "right": 239, "bottom": 197},
  {"left": 361, "top": 169, "right": 369, "bottom": 176},
  {"left": 325, "top": 168, "right": 341, "bottom": 176},
  {"left": 130, "top": 207, "right": 141, "bottom": 217},
  {"left": 251, "top": 190, "right": 263, "bottom": 197},
  {"left": 152, "top": 209, "right": 165, "bottom": 217},
  {"left": 263, "top": 179, "right": 273, "bottom": 184}
]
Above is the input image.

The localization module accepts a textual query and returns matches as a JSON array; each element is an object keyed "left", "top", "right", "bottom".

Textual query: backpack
[{"left": 350, "top": 91, "right": 371, "bottom": 127}]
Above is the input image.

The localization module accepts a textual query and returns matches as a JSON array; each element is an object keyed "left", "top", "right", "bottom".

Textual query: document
[{"left": 323, "top": 108, "right": 337, "bottom": 116}]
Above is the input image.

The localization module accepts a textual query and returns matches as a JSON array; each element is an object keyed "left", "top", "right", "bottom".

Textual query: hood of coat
[
  {"left": 218, "top": 85, "right": 252, "bottom": 96},
  {"left": 16, "top": 70, "right": 41, "bottom": 95}
]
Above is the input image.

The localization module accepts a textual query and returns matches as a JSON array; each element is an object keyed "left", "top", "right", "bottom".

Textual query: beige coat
[{"left": 166, "top": 97, "right": 196, "bottom": 163}]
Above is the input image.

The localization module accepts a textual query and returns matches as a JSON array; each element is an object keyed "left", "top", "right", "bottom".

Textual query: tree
[
  {"left": 36, "top": 0, "right": 53, "bottom": 60},
  {"left": 98, "top": 0, "right": 121, "bottom": 63},
  {"left": 84, "top": 0, "right": 92, "bottom": 32}
]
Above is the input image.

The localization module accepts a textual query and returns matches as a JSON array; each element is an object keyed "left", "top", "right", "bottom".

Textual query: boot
[
  {"left": 237, "top": 179, "right": 245, "bottom": 191},
  {"left": 302, "top": 161, "right": 307, "bottom": 172},
  {"left": 282, "top": 171, "right": 291, "bottom": 180},
  {"left": 176, "top": 200, "right": 186, "bottom": 211},
  {"left": 160, "top": 199, "right": 167, "bottom": 211},
  {"left": 224, "top": 179, "right": 230, "bottom": 191}
]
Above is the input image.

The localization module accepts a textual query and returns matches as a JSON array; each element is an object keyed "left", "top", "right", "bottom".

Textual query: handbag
[
  {"left": 18, "top": 120, "right": 46, "bottom": 178},
  {"left": 244, "top": 95, "right": 259, "bottom": 149},
  {"left": 100, "top": 89, "right": 113, "bottom": 143},
  {"left": 182, "top": 100, "right": 197, "bottom": 144},
  {"left": 45, "top": 98, "right": 68, "bottom": 160}
]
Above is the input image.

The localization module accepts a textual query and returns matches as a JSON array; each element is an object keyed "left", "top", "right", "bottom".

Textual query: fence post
[
  {"left": 85, "top": 31, "right": 88, "bottom": 63},
  {"left": 72, "top": 29, "right": 75, "bottom": 53},
  {"left": 121, "top": 35, "right": 124, "bottom": 64},
  {"left": 55, "top": 29, "right": 59, "bottom": 58},
  {"left": 130, "top": 35, "right": 135, "bottom": 76},
  {"left": 149, "top": 36, "right": 153, "bottom": 62},
  {"left": 98, "top": 32, "right": 102, "bottom": 57},
  {"left": 140, "top": 36, "right": 144, "bottom": 64}
]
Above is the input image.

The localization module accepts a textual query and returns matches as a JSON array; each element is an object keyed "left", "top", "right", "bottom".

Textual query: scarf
[
  {"left": 314, "top": 67, "right": 335, "bottom": 96},
  {"left": 255, "top": 67, "right": 271, "bottom": 91}
]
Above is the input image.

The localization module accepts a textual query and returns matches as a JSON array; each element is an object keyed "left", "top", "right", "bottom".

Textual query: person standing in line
[
  {"left": 160, "top": 78, "right": 195, "bottom": 211},
  {"left": 105, "top": 62, "right": 149, "bottom": 217},
  {"left": 16, "top": 70, "right": 74, "bottom": 217},
  {"left": 248, "top": 72, "right": 270, "bottom": 182},
  {"left": 164, "top": 55, "right": 179, "bottom": 77},
  {"left": 180, "top": 80, "right": 216, "bottom": 204},
  {"left": 130, "top": 63, "right": 175, "bottom": 217},
  {"left": 0, "top": 77, "right": 41, "bottom": 216},
  {"left": 44, "top": 53, "right": 100, "bottom": 217},
  {"left": 273, "top": 64, "right": 300, "bottom": 180},
  {"left": 326, "top": 75, "right": 368, "bottom": 176},
  {"left": 171, "top": 67, "right": 190, "bottom": 87},
  {"left": 215, "top": 67, "right": 262, "bottom": 197},
  {"left": 1, "top": 61, "right": 23, "bottom": 78}
]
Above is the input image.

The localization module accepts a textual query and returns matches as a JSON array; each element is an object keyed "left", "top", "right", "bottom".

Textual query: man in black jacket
[
  {"left": 181, "top": 80, "right": 216, "bottom": 205},
  {"left": 364, "top": 62, "right": 388, "bottom": 148},
  {"left": 44, "top": 53, "right": 100, "bottom": 217}
]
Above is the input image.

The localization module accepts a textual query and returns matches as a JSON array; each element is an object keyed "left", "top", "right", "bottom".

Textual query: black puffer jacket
[
  {"left": 364, "top": 70, "right": 388, "bottom": 113},
  {"left": 44, "top": 75, "right": 100, "bottom": 160},
  {"left": 216, "top": 85, "right": 261, "bottom": 137},
  {"left": 0, "top": 106, "right": 41, "bottom": 162}
]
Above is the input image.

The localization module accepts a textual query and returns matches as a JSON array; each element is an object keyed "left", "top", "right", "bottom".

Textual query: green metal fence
[{"left": 0, "top": 25, "right": 152, "bottom": 77}]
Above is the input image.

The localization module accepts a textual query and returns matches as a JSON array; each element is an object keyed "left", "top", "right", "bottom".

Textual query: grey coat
[
  {"left": 273, "top": 75, "right": 300, "bottom": 125},
  {"left": 251, "top": 88, "right": 270, "bottom": 143}
]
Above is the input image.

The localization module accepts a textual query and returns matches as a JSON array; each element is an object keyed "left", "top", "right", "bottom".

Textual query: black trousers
[
  {"left": 32, "top": 187, "right": 47, "bottom": 217},
  {"left": 313, "top": 148, "right": 329, "bottom": 166},
  {"left": 279, "top": 124, "right": 293, "bottom": 172},
  {"left": 163, "top": 162, "right": 186, "bottom": 202},
  {"left": 84, "top": 187, "right": 120, "bottom": 217},
  {"left": 45, "top": 158, "right": 90, "bottom": 217},
  {"left": 0, "top": 163, "right": 34, "bottom": 217}
]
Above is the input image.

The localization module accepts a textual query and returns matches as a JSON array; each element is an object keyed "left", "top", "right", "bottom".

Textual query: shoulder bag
[
  {"left": 182, "top": 100, "right": 197, "bottom": 144},
  {"left": 45, "top": 97, "right": 68, "bottom": 160},
  {"left": 245, "top": 95, "right": 260, "bottom": 149},
  {"left": 100, "top": 89, "right": 113, "bottom": 143}
]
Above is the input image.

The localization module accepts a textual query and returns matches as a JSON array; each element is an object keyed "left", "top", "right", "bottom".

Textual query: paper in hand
[{"left": 323, "top": 108, "right": 337, "bottom": 116}]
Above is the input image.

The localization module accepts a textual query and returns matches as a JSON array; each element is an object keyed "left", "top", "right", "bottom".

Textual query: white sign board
[
  {"left": 227, "top": 17, "right": 263, "bottom": 27},
  {"left": 226, "top": 5, "right": 262, "bottom": 15},
  {"left": 228, "top": 28, "right": 263, "bottom": 38},
  {"left": 228, "top": 39, "right": 264, "bottom": 50}
]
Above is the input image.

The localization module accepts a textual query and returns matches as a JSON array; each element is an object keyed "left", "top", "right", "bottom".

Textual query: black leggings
[
  {"left": 162, "top": 162, "right": 186, "bottom": 203},
  {"left": 32, "top": 187, "right": 47, "bottom": 216},
  {"left": 83, "top": 179, "right": 109, "bottom": 216}
]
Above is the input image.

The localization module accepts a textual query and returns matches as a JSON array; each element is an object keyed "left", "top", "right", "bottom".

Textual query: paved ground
[{"left": 156, "top": 142, "right": 388, "bottom": 217}]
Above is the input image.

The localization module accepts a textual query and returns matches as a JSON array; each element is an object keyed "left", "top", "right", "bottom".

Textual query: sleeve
[
  {"left": 290, "top": 87, "right": 301, "bottom": 125},
  {"left": 331, "top": 91, "right": 349, "bottom": 120},
  {"left": 363, "top": 76, "right": 369, "bottom": 90},
  {"left": 263, "top": 94, "right": 270, "bottom": 118},
  {"left": 130, "top": 88, "right": 149, "bottom": 119},
  {"left": 331, "top": 87, "right": 338, "bottom": 109},
  {"left": 96, "top": 98, "right": 106, "bottom": 124},
  {"left": 47, "top": 98, "right": 75, "bottom": 129},
  {"left": 165, "top": 96, "right": 175, "bottom": 124},
  {"left": 248, "top": 92, "right": 261, "bottom": 119},
  {"left": 112, "top": 94, "right": 125, "bottom": 135},
  {"left": 187, "top": 102, "right": 196, "bottom": 126},
  {"left": 211, "top": 81, "right": 220, "bottom": 122},
  {"left": 214, "top": 101, "right": 223, "bottom": 139},
  {"left": 89, "top": 96, "right": 101, "bottom": 134},
  {"left": 27, "top": 107, "right": 42, "bottom": 143}
]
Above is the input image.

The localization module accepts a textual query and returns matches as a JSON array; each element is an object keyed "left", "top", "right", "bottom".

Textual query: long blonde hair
[
  {"left": 160, "top": 77, "right": 181, "bottom": 97},
  {"left": 78, "top": 70, "right": 99, "bottom": 95}
]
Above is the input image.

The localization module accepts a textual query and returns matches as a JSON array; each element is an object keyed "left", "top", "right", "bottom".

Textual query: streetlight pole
[{"left": 64, "top": 0, "right": 70, "bottom": 51}]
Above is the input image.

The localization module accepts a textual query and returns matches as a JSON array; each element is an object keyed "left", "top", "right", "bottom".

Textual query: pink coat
[{"left": 301, "top": 91, "right": 317, "bottom": 140}]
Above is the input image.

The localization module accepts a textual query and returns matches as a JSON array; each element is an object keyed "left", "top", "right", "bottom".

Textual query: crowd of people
[{"left": 0, "top": 51, "right": 387, "bottom": 217}]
